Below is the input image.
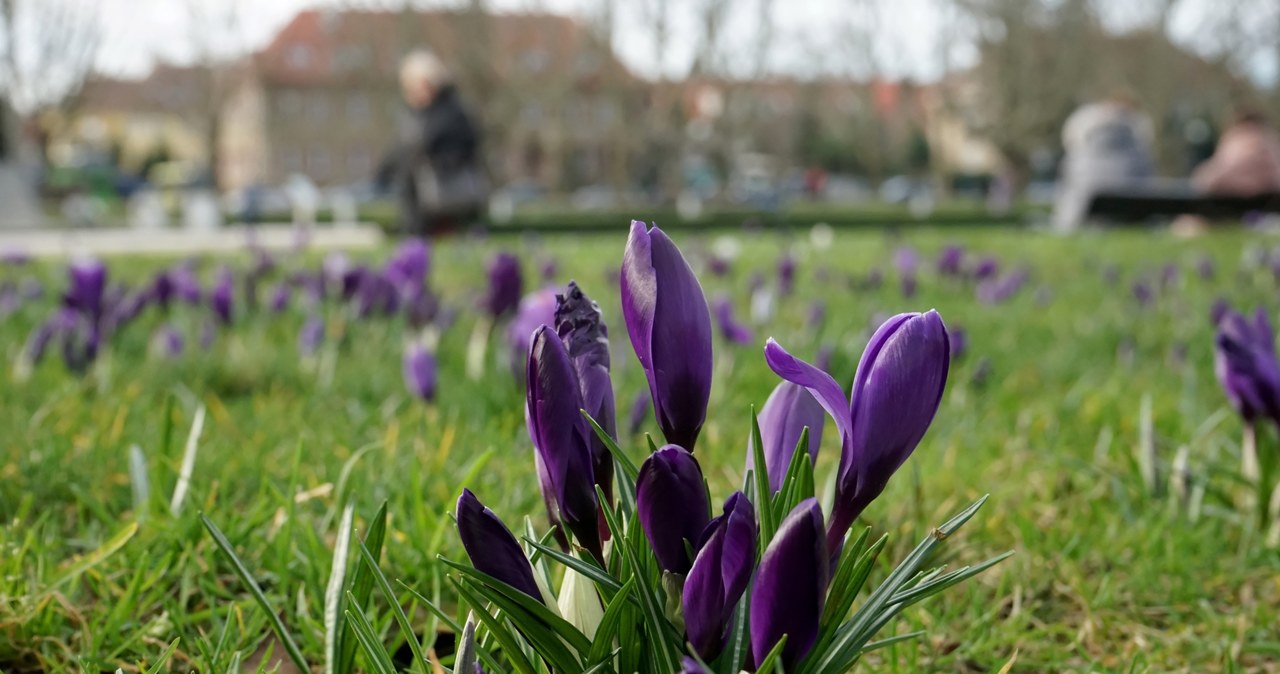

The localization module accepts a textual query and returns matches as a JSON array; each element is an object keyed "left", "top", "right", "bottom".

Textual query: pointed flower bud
[
  {"left": 555, "top": 281, "right": 616, "bottom": 504},
  {"left": 67, "top": 258, "right": 106, "bottom": 324},
  {"left": 746, "top": 381, "right": 825, "bottom": 493},
  {"left": 636, "top": 445, "right": 710, "bottom": 575},
  {"left": 766, "top": 310, "right": 949, "bottom": 552},
  {"left": 712, "top": 295, "right": 753, "bottom": 345},
  {"left": 749, "top": 498, "right": 828, "bottom": 669},
  {"left": 526, "top": 325, "right": 602, "bottom": 561},
  {"left": 621, "top": 221, "right": 713, "bottom": 450},
  {"left": 403, "top": 341, "right": 437, "bottom": 402},
  {"left": 483, "top": 252, "right": 523, "bottom": 317},
  {"left": 683, "top": 492, "right": 757, "bottom": 660},
  {"left": 456, "top": 489, "right": 541, "bottom": 601},
  {"left": 1215, "top": 307, "right": 1280, "bottom": 427}
]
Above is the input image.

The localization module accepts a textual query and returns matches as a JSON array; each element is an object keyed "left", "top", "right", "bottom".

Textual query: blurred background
[{"left": 0, "top": 0, "right": 1277, "bottom": 229}]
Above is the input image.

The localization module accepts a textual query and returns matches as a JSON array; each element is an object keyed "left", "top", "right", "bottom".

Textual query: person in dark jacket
[{"left": 377, "top": 50, "right": 487, "bottom": 235}]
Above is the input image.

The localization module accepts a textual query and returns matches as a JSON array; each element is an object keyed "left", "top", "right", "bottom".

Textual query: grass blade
[
  {"left": 358, "top": 541, "right": 431, "bottom": 674},
  {"left": 324, "top": 504, "right": 355, "bottom": 674},
  {"left": 343, "top": 595, "right": 398, "bottom": 674},
  {"left": 169, "top": 405, "right": 205, "bottom": 516},
  {"left": 338, "top": 501, "right": 388, "bottom": 674},
  {"left": 128, "top": 444, "right": 150, "bottom": 519}
]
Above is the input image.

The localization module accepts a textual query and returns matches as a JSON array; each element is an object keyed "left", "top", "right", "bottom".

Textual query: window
[
  {"left": 346, "top": 93, "right": 371, "bottom": 125},
  {"left": 285, "top": 44, "right": 313, "bottom": 69}
]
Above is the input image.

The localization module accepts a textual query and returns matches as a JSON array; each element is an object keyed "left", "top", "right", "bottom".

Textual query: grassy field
[{"left": 1, "top": 226, "right": 1278, "bottom": 673}]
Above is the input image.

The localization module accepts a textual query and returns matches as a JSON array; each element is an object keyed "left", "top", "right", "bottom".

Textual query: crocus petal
[
  {"left": 683, "top": 492, "right": 756, "bottom": 660},
  {"left": 747, "top": 381, "right": 826, "bottom": 492},
  {"left": 764, "top": 339, "right": 851, "bottom": 450},
  {"left": 456, "top": 489, "right": 542, "bottom": 601},
  {"left": 527, "top": 326, "right": 602, "bottom": 561},
  {"left": 749, "top": 498, "right": 828, "bottom": 669},
  {"left": 635, "top": 444, "right": 710, "bottom": 575},
  {"left": 621, "top": 221, "right": 713, "bottom": 450},
  {"left": 403, "top": 342, "right": 437, "bottom": 401}
]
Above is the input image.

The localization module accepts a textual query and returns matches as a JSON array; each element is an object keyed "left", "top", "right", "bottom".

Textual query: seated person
[
  {"left": 1053, "top": 93, "right": 1157, "bottom": 231},
  {"left": 1193, "top": 110, "right": 1280, "bottom": 197}
]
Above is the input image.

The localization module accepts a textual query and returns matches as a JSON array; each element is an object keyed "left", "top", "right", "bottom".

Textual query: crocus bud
[
  {"left": 67, "top": 258, "right": 106, "bottom": 323},
  {"left": 712, "top": 295, "right": 753, "bottom": 345},
  {"left": 936, "top": 245, "right": 964, "bottom": 276},
  {"left": 636, "top": 445, "right": 710, "bottom": 575},
  {"left": 508, "top": 289, "right": 558, "bottom": 366},
  {"left": 527, "top": 325, "right": 602, "bottom": 561},
  {"left": 555, "top": 281, "right": 616, "bottom": 504},
  {"left": 483, "top": 252, "right": 523, "bottom": 317},
  {"left": 298, "top": 315, "right": 324, "bottom": 357},
  {"left": 385, "top": 238, "right": 431, "bottom": 301},
  {"left": 1215, "top": 308, "right": 1280, "bottom": 426},
  {"left": 456, "top": 489, "right": 541, "bottom": 601},
  {"left": 621, "top": 221, "right": 713, "bottom": 450},
  {"left": 749, "top": 498, "right": 828, "bottom": 669},
  {"left": 269, "top": 283, "right": 291, "bottom": 313},
  {"left": 777, "top": 253, "right": 796, "bottom": 296},
  {"left": 678, "top": 657, "right": 711, "bottom": 674},
  {"left": 683, "top": 492, "right": 757, "bottom": 660},
  {"left": 154, "top": 324, "right": 184, "bottom": 358},
  {"left": 211, "top": 268, "right": 234, "bottom": 325},
  {"left": 746, "top": 381, "right": 825, "bottom": 492},
  {"left": 403, "top": 341, "right": 437, "bottom": 402},
  {"left": 766, "top": 311, "right": 949, "bottom": 553}
]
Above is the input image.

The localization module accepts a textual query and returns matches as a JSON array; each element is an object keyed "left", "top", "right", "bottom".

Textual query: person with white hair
[
  {"left": 377, "top": 49, "right": 486, "bottom": 235},
  {"left": 1053, "top": 92, "right": 1157, "bottom": 231}
]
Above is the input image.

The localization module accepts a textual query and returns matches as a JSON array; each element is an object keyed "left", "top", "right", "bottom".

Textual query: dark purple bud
[
  {"left": 1196, "top": 255, "right": 1216, "bottom": 281},
  {"left": 507, "top": 289, "right": 558, "bottom": 365},
  {"left": 526, "top": 326, "right": 602, "bottom": 561},
  {"left": 403, "top": 341, "right": 437, "bottom": 401},
  {"left": 636, "top": 445, "right": 710, "bottom": 575},
  {"left": 1215, "top": 308, "right": 1280, "bottom": 425},
  {"left": 712, "top": 295, "right": 753, "bottom": 346},
  {"left": 555, "top": 281, "right": 616, "bottom": 505},
  {"left": 1131, "top": 280, "right": 1154, "bottom": 308},
  {"left": 749, "top": 498, "right": 828, "bottom": 669},
  {"left": 683, "top": 492, "right": 757, "bottom": 660},
  {"left": 936, "top": 245, "right": 964, "bottom": 276},
  {"left": 269, "top": 283, "right": 291, "bottom": 313},
  {"left": 1160, "top": 263, "right": 1180, "bottom": 289},
  {"left": 900, "top": 275, "right": 917, "bottom": 299},
  {"left": 405, "top": 289, "right": 440, "bottom": 328},
  {"left": 155, "top": 324, "right": 184, "bottom": 357},
  {"left": 170, "top": 265, "right": 203, "bottom": 304},
  {"left": 483, "top": 252, "right": 524, "bottom": 317},
  {"left": 1210, "top": 297, "right": 1230, "bottom": 326},
  {"left": 67, "top": 258, "right": 106, "bottom": 323},
  {"left": 456, "top": 489, "right": 542, "bottom": 601},
  {"left": 621, "top": 221, "right": 713, "bottom": 451},
  {"left": 747, "top": 381, "right": 825, "bottom": 493},
  {"left": 541, "top": 257, "right": 558, "bottom": 281},
  {"left": 298, "top": 315, "right": 325, "bottom": 356},
  {"left": 894, "top": 247, "right": 918, "bottom": 277},
  {"left": 976, "top": 267, "right": 1029, "bottom": 305},
  {"left": 777, "top": 253, "right": 796, "bottom": 296},
  {"left": 949, "top": 326, "right": 967, "bottom": 360},
  {"left": 211, "top": 268, "right": 234, "bottom": 325},
  {"left": 708, "top": 254, "right": 731, "bottom": 277},
  {"left": 807, "top": 300, "right": 826, "bottom": 329},
  {"left": 385, "top": 238, "right": 431, "bottom": 301},
  {"left": 972, "top": 256, "right": 999, "bottom": 281},
  {"left": 767, "top": 311, "right": 949, "bottom": 552},
  {"left": 152, "top": 270, "right": 176, "bottom": 311},
  {"left": 628, "top": 389, "right": 650, "bottom": 436}
]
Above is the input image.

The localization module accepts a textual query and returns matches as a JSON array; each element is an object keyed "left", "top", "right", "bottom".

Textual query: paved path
[{"left": 0, "top": 223, "right": 385, "bottom": 258}]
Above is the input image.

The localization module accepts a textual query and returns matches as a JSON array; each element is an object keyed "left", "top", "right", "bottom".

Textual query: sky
[{"left": 90, "top": 0, "right": 1277, "bottom": 85}]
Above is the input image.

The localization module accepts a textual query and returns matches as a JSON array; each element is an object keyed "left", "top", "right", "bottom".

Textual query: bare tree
[
  {"left": 185, "top": 0, "right": 249, "bottom": 190},
  {"left": 0, "top": 0, "right": 100, "bottom": 115}
]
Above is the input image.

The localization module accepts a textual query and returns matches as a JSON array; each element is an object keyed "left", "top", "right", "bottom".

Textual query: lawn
[{"left": 1, "top": 225, "right": 1277, "bottom": 673}]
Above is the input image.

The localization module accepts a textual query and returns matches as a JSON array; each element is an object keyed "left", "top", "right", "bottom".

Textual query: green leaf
[
  {"left": 142, "top": 637, "right": 180, "bottom": 674},
  {"left": 749, "top": 405, "right": 779, "bottom": 546},
  {"left": 587, "top": 577, "right": 636, "bottom": 666},
  {"left": 863, "top": 630, "right": 925, "bottom": 652},
  {"left": 755, "top": 634, "right": 790, "bottom": 674},
  {"left": 49, "top": 520, "right": 138, "bottom": 594},
  {"left": 440, "top": 557, "right": 593, "bottom": 655},
  {"left": 451, "top": 577, "right": 538, "bottom": 674},
  {"left": 523, "top": 539, "right": 624, "bottom": 594},
  {"left": 200, "top": 515, "right": 309, "bottom": 674},
  {"left": 324, "top": 504, "right": 355, "bottom": 674},
  {"left": 337, "top": 501, "right": 388, "bottom": 674},
  {"left": 343, "top": 595, "right": 399, "bottom": 674},
  {"left": 358, "top": 542, "right": 431, "bottom": 674},
  {"left": 458, "top": 576, "right": 583, "bottom": 673}
]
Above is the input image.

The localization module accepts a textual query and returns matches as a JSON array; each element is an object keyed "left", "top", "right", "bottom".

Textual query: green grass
[{"left": 1, "top": 226, "right": 1278, "bottom": 672}]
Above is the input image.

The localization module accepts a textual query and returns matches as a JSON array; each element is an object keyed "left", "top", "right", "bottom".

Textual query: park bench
[{"left": 1086, "top": 181, "right": 1280, "bottom": 222}]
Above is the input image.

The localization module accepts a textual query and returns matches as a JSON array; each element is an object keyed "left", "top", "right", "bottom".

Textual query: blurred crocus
[
  {"left": 936, "top": 245, "right": 965, "bottom": 276},
  {"left": 863, "top": 267, "right": 883, "bottom": 290},
  {"left": 154, "top": 325, "right": 184, "bottom": 358},
  {"left": 777, "top": 253, "right": 796, "bottom": 296},
  {"left": 628, "top": 389, "right": 650, "bottom": 436},
  {"left": 746, "top": 381, "right": 825, "bottom": 492},
  {"left": 540, "top": 257, "right": 558, "bottom": 281},
  {"left": 1160, "top": 263, "right": 1180, "bottom": 289},
  {"left": 1215, "top": 308, "right": 1280, "bottom": 427},
  {"left": 298, "top": 315, "right": 325, "bottom": 357},
  {"left": 555, "top": 281, "right": 616, "bottom": 504},
  {"left": 1196, "top": 255, "right": 1216, "bottom": 281},
  {"left": 456, "top": 489, "right": 542, "bottom": 601},
  {"left": 1131, "top": 280, "right": 1154, "bottom": 308},
  {"left": 211, "top": 268, "right": 234, "bottom": 325},
  {"left": 683, "top": 492, "right": 757, "bottom": 660},
  {"left": 949, "top": 326, "right": 967, "bottom": 360},
  {"left": 766, "top": 311, "right": 949, "bottom": 553},
  {"left": 483, "top": 252, "right": 523, "bottom": 317},
  {"left": 385, "top": 238, "right": 430, "bottom": 300},
  {"left": 807, "top": 300, "right": 826, "bottom": 329},
  {"left": 977, "top": 267, "right": 1029, "bottom": 305},
  {"left": 678, "top": 657, "right": 711, "bottom": 674},
  {"left": 527, "top": 325, "right": 602, "bottom": 561},
  {"left": 403, "top": 341, "right": 437, "bottom": 401},
  {"left": 712, "top": 295, "right": 753, "bottom": 345},
  {"left": 636, "top": 444, "right": 710, "bottom": 575},
  {"left": 1211, "top": 297, "right": 1231, "bottom": 326},
  {"left": 895, "top": 247, "right": 918, "bottom": 298},
  {"left": 749, "top": 498, "right": 828, "bottom": 669},
  {"left": 66, "top": 258, "right": 107, "bottom": 324},
  {"left": 621, "top": 221, "right": 713, "bottom": 450},
  {"left": 151, "top": 270, "right": 176, "bottom": 311},
  {"left": 707, "top": 254, "right": 731, "bottom": 277},
  {"left": 269, "top": 283, "right": 291, "bottom": 313},
  {"left": 972, "top": 256, "right": 999, "bottom": 281},
  {"left": 507, "top": 288, "right": 558, "bottom": 364}
]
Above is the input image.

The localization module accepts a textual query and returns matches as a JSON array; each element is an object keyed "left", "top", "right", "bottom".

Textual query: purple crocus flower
[
  {"left": 621, "top": 221, "right": 713, "bottom": 451},
  {"left": 210, "top": 268, "right": 234, "bottom": 325},
  {"left": 507, "top": 288, "right": 558, "bottom": 365},
  {"left": 749, "top": 498, "right": 828, "bottom": 669},
  {"left": 1215, "top": 308, "right": 1280, "bottom": 427},
  {"left": 635, "top": 444, "right": 710, "bottom": 575},
  {"left": 765, "top": 311, "right": 949, "bottom": 553},
  {"left": 269, "top": 283, "right": 291, "bottom": 313},
  {"left": 1160, "top": 263, "right": 1180, "bottom": 289},
  {"left": 778, "top": 253, "right": 796, "bottom": 296},
  {"left": 807, "top": 300, "right": 826, "bottom": 329},
  {"left": 66, "top": 258, "right": 107, "bottom": 324},
  {"left": 972, "top": 256, "right": 999, "bottom": 281},
  {"left": 895, "top": 247, "right": 918, "bottom": 298},
  {"left": 403, "top": 341, "right": 437, "bottom": 401},
  {"left": 526, "top": 325, "right": 602, "bottom": 561},
  {"left": 483, "top": 252, "right": 523, "bottom": 317},
  {"left": 936, "top": 245, "right": 965, "bottom": 276},
  {"left": 155, "top": 325, "right": 184, "bottom": 358},
  {"left": 1196, "top": 255, "right": 1215, "bottom": 281},
  {"left": 1131, "top": 280, "right": 1154, "bottom": 308},
  {"left": 746, "top": 381, "right": 825, "bottom": 492},
  {"left": 555, "top": 281, "right": 616, "bottom": 505},
  {"left": 949, "top": 326, "right": 967, "bottom": 360},
  {"left": 298, "top": 315, "right": 324, "bottom": 356},
  {"left": 712, "top": 295, "right": 753, "bottom": 345},
  {"left": 707, "top": 254, "right": 731, "bottom": 277},
  {"left": 683, "top": 492, "right": 757, "bottom": 660},
  {"left": 1211, "top": 297, "right": 1231, "bottom": 326},
  {"left": 977, "top": 267, "right": 1029, "bottom": 305},
  {"left": 863, "top": 267, "right": 884, "bottom": 290},
  {"left": 384, "top": 238, "right": 431, "bottom": 301},
  {"left": 456, "top": 489, "right": 542, "bottom": 601}
]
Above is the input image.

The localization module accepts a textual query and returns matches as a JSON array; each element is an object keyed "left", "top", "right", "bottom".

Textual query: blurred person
[
  {"left": 1192, "top": 110, "right": 1280, "bottom": 197},
  {"left": 1053, "top": 93, "right": 1156, "bottom": 231},
  {"left": 377, "top": 50, "right": 486, "bottom": 236}
]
